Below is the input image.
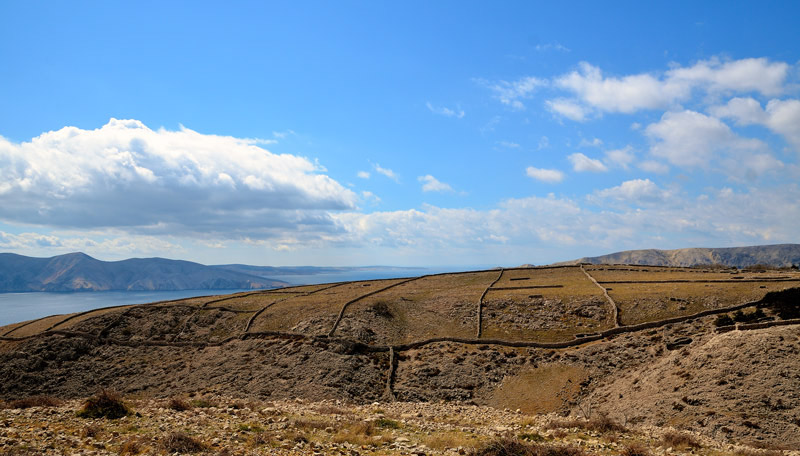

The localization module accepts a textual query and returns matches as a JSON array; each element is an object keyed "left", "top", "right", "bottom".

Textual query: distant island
[
  {"left": 0, "top": 252, "right": 289, "bottom": 292},
  {"left": 553, "top": 243, "right": 800, "bottom": 268}
]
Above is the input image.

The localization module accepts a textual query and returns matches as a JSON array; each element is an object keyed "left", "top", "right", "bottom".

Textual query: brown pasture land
[
  {"left": 247, "top": 278, "right": 411, "bottom": 335},
  {"left": 482, "top": 266, "right": 612, "bottom": 342},
  {"left": 338, "top": 271, "right": 498, "bottom": 345},
  {"left": 609, "top": 280, "right": 800, "bottom": 325}
]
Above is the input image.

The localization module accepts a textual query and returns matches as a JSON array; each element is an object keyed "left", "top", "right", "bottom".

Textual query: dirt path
[{"left": 580, "top": 264, "right": 621, "bottom": 327}]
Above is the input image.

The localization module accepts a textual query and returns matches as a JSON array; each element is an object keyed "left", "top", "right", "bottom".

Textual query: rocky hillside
[
  {"left": 0, "top": 252, "right": 288, "bottom": 292},
  {"left": 1, "top": 265, "right": 799, "bottom": 450},
  {"left": 558, "top": 243, "right": 800, "bottom": 268}
]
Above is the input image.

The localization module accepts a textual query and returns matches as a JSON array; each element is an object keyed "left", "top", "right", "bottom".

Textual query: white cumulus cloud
[
  {"left": 526, "top": 166, "right": 565, "bottom": 183},
  {"left": 712, "top": 97, "right": 800, "bottom": 151},
  {"left": 0, "top": 119, "right": 357, "bottom": 240},
  {"left": 546, "top": 57, "right": 790, "bottom": 118},
  {"left": 595, "top": 178, "right": 670, "bottom": 204},
  {"left": 568, "top": 153, "right": 608, "bottom": 172}
]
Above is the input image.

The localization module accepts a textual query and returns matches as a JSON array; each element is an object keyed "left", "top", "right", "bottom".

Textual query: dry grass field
[
  {"left": 481, "top": 266, "right": 613, "bottom": 341},
  {"left": 338, "top": 271, "right": 498, "bottom": 345}
]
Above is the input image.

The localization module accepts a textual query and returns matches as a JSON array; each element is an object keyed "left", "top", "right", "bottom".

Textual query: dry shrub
[
  {"left": 621, "top": 443, "right": 651, "bottom": 456},
  {"left": 77, "top": 389, "right": 129, "bottom": 419},
  {"left": 292, "top": 418, "right": 329, "bottom": 431},
  {"left": 424, "top": 431, "right": 478, "bottom": 450},
  {"left": 546, "top": 414, "right": 625, "bottom": 433},
  {"left": 469, "top": 438, "right": 586, "bottom": 456},
  {"left": 167, "top": 397, "right": 192, "bottom": 411},
  {"left": 250, "top": 431, "right": 276, "bottom": 447},
  {"left": 313, "top": 404, "right": 349, "bottom": 415},
  {"left": 119, "top": 436, "right": 146, "bottom": 455},
  {"left": 160, "top": 432, "right": 206, "bottom": 453},
  {"left": 332, "top": 420, "right": 378, "bottom": 446},
  {"left": 7, "top": 395, "right": 63, "bottom": 409},
  {"left": 80, "top": 424, "right": 103, "bottom": 438},
  {"left": 661, "top": 430, "right": 701, "bottom": 449}
]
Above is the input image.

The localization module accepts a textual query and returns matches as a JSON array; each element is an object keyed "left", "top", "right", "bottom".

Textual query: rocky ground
[{"left": 2, "top": 395, "right": 794, "bottom": 456}]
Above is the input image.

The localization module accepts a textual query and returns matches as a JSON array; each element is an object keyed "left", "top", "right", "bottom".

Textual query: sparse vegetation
[
  {"left": 167, "top": 396, "right": 192, "bottom": 411},
  {"left": 159, "top": 432, "right": 206, "bottom": 453},
  {"left": 76, "top": 389, "right": 129, "bottom": 419},
  {"left": 661, "top": 430, "right": 701, "bottom": 449},
  {"left": 546, "top": 414, "right": 626, "bottom": 433},
  {"left": 4, "top": 395, "right": 62, "bottom": 409},
  {"left": 469, "top": 438, "right": 586, "bottom": 456},
  {"left": 375, "top": 417, "right": 401, "bottom": 429},
  {"left": 621, "top": 443, "right": 651, "bottom": 456}
]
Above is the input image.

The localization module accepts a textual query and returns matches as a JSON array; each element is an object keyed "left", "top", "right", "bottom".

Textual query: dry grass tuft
[
  {"left": 119, "top": 436, "right": 146, "bottom": 455},
  {"left": 332, "top": 420, "right": 381, "bottom": 446},
  {"left": 469, "top": 437, "right": 586, "bottom": 456},
  {"left": 424, "top": 431, "right": 479, "bottom": 450},
  {"left": 76, "top": 389, "right": 130, "bottom": 419},
  {"left": 250, "top": 431, "right": 276, "bottom": 447},
  {"left": 167, "top": 397, "right": 192, "bottom": 411},
  {"left": 546, "top": 414, "right": 626, "bottom": 433},
  {"left": 621, "top": 443, "right": 651, "bottom": 456},
  {"left": 661, "top": 430, "right": 701, "bottom": 449},
  {"left": 80, "top": 424, "right": 103, "bottom": 438},
  {"left": 159, "top": 431, "right": 206, "bottom": 453},
  {"left": 5, "top": 395, "right": 63, "bottom": 409}
]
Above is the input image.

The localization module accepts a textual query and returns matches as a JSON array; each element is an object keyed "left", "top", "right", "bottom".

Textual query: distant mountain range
[
  {"left": 0, "top": 252, "right": 289, "bottom": 292},
  {"left": 554, "top": 244, "right": 800, "bottom": 268}
]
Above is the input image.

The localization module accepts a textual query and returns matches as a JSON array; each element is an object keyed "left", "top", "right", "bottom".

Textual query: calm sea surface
[{"left": 0, "top": 266, "right": 476, "bottom": 327}]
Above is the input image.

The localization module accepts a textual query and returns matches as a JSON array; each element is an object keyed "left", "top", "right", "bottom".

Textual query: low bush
[
  {"left": 80, "top": 424, "right": 103, "bottom": 438},
  {"left": 714, "top": 314, "right": 735, "bottom": 327},
  {"left": 661, "top": 430, "right": 701, "bottom": 449},
  {"left": 167, "top": 397, "right": 192, "bottom": 411},
  {"left": 546, "top": 414, "right": 626, "bottom": 433},
  {"left": 621, "top": 443, "right": 651, "bottom": 456},
  {"left": 6, "top": 395, "right": 63, "bottom": 409},
  {"left": 468, "top": 437, "right": 585, "bottom": 456},
  {"left": 374, "top": 417, "right": 401, "bottom": 429},
  {"left": 119, "top": 436, "right": 146, "bottom": 455},
  {"left": 159, "top": 432, "right": 206, "bottom": 453},
  {"left": 76, "top": 390, "right": 130, "bottom": 419}
]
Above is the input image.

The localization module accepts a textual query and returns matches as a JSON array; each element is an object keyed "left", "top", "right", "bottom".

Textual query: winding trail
[
  {"left": 477, "top": 269, "right": 504, "bottom": 338},
  {"left": 244, "top": 282, "right": 345, "bottom": 333},
  {"left": 327, "top": 277, "right": 422, "bottom": 337},
  {"left": 581, "top": 264, "right": 621, "bottom": 327}
]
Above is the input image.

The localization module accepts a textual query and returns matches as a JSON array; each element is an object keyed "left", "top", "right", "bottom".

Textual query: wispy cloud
[
  {"left": 418, "top": 175, "right": 453, "bottom": 192},
  {"left": 374, "top": 163, "right": 399, "bottom": 182},
  {"left": 482, "top": 76, "right": 547, "bottom": 110},
  {"left": 426, "top": 102, "right": 465, "bottom": 118},
  {"left": 357, "top": 171, "right": 371, "bottom": 179},
  {"left": 534, "top": 42, "right": 570, "bottom": 52}
]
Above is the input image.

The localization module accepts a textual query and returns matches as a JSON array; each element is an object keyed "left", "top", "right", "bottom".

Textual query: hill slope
[
  {"left": 557, "top": 243, "right": 800, "bottom": 268},
  {"left": 2, "top": 265, "right": 799, "bottom": 448},
  {"left": 0, "top": 252, "right": 287, "bottom": 292}
]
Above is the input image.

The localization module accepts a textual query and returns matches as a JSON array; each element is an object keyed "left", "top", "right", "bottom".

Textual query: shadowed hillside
[{"left": 0, "top": 252, "right": 287, "bottom": 292}]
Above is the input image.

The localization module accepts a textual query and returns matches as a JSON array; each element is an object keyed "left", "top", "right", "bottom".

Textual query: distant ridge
[
  {"left": 0, "top": 252, "right": 288, "bottom": 292},
  {"left": 554, "top": 244, "right": 800, "bottom": 268}
]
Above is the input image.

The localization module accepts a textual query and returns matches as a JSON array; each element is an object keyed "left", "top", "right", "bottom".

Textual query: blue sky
[{"left": 0, "top": 1, "right": 798, "bottom": 267}]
